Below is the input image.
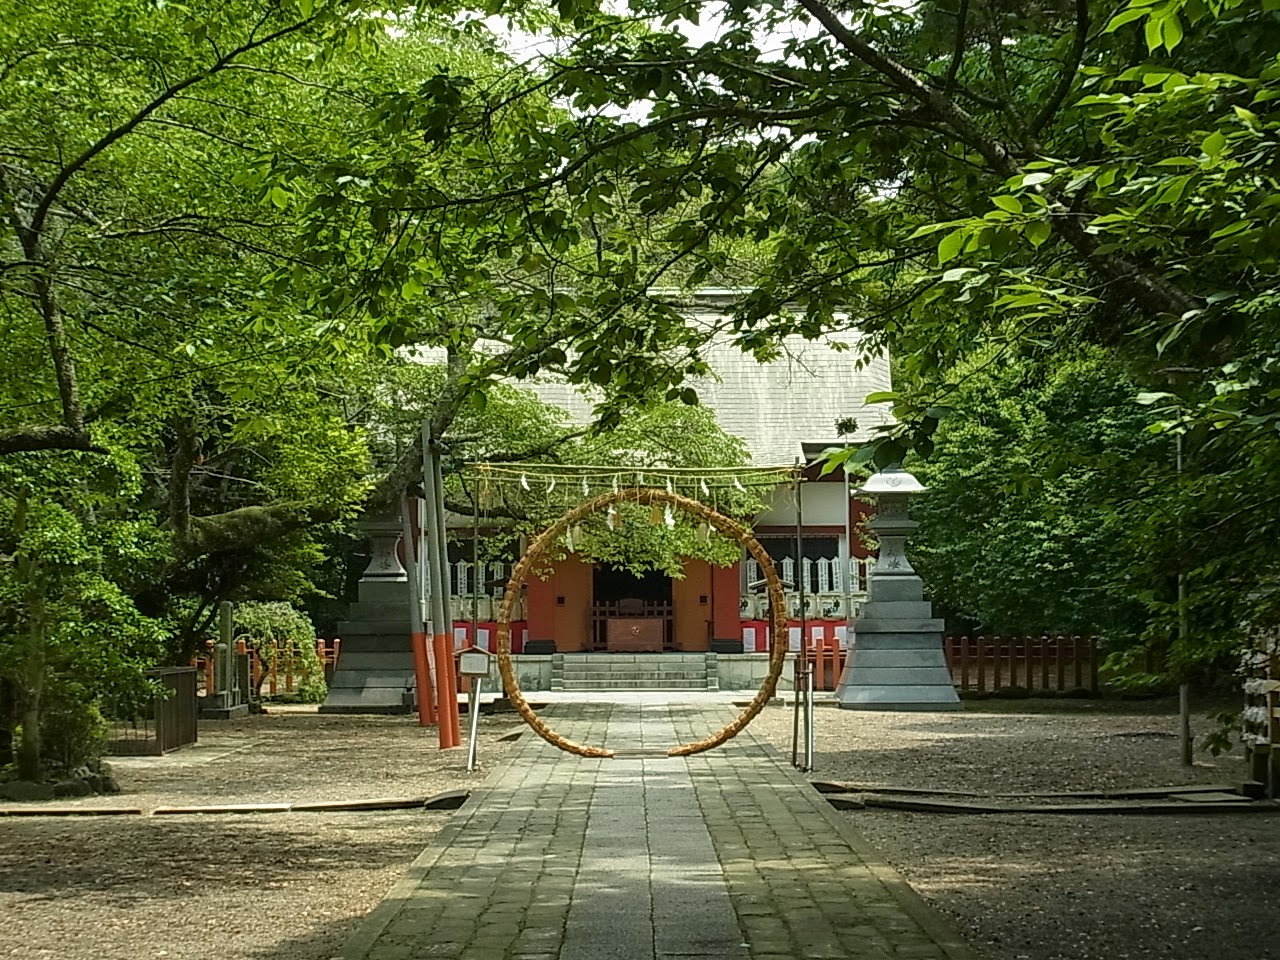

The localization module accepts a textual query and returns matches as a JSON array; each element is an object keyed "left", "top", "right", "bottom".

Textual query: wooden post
[
  {"left": 1040, "top": 636, "right": 1050, "bottom": 691},
  {"left": 1074, "top": 635, "right": 1084, "bottom": 690},
  {"left": 1056, "top": 635, "right": 1065, "bottom": 691},
  {"left": 976, "top": 635, "right": 986, "bottom": 694},
  {"left": 203, "top": 640, "right": 215, "bottom": 696}
]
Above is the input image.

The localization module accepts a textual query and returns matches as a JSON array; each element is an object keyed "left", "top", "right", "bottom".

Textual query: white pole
[
  {"left": 805, "top": 666, "right": 815, "bottom": 771},
  {"left": 466, "top": 677, "right": 482, "bottom": 772}
]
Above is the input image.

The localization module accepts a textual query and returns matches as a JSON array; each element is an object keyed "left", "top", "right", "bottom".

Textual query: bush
[
  {"left": 40, "top": 687, "right": 108, "bottom": 775},
  {"left": 233, "top": 602, "right": 327, "bottom": 703}
]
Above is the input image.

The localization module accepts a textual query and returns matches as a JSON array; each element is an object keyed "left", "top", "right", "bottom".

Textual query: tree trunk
[
  {"left": 0, "top": 680, "right": 14, "bottom": 768},
  {"left": 16, "top": 695, "right": 42, "bottom": 781}
]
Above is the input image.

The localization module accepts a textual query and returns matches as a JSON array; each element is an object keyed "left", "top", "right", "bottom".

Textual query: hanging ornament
[
  {"left": 606, "top": 504, "right": 619, "bottom": 530},
  {"left": 732, "top": 476, "right": 745, "bottom": 492},
  {"left": 650, "top": 504, "right": 663, "bottom": 525},
  {"left": 564, "top": 526, "right": 575, "bottom": 552},
  {"left": 572, "top": 524, "right": 583, "bottom": 544},
  {"left": 665, "top": 477, "right": 674, "bottom": 494},
  {"left": 663, "top": 504, "right": 676, "bottom": 529},
  {"left": 700, "top": 477, "right": 710, "bottom": 496},
  {"left": 698, "top": 521, "right": 711, "bottom": 542},
  {"left": 611, "top": 474, "right": 620, "bottom": 493},
  {"left": 547, "top": 477, "right": 556, "bottom": 494},
  {"left": 519, "top": 474, "right": 530, "bottom": 491},
  {"left": 581, "top": 476, "right": 589, "bottom": 497}
]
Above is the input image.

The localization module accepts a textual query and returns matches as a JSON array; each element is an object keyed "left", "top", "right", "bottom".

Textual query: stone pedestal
[
  {"left": 320, "top": 516, "right": 418, "bottom": 714},
  {"left": 834, "top": 467, "right": 961, "bottom": 711}
]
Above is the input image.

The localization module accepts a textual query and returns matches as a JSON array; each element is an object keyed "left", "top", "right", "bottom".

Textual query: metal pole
[
  {"left": 791, "top": 466, "right": 808, "bottom": 768},
  {"left": 400, "top": 493, "right": 434, "bottom": 727},
  {"left": 842, "top": 440, "right": 853, "bottom": 645},
  {"left": 431, "top": 433, "right": 463, "bottom": 748},
  {"left": 1177, "top": 433, "right": 1192, "bottom": 766},
  {"left": 472, "top": 496, "right": 481, "bottom": 639},
  {"left": 421, "top": 424, "right": 456, "bottom": 749},
  {"left": 805, "top": 665, "right": 815, "bottom": 772},
  {"left": 466, "top": 677, "right": 482, "bottom": 772}
]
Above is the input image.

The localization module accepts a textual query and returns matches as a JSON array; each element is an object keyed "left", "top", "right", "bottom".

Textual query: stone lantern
[
  {"left": 834, "top": 465, "right": 961, "bottom": 710},
  {"left": 319, "top": 510, "right": 417, "bottom": 714}
]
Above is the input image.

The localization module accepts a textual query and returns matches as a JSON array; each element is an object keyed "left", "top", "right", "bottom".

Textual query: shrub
[
  {"left": 233, "top": 602, "right": 327, "bottom": 703},
  {"left": 40, "top": 686, "right": 108, "bottom": 775}
]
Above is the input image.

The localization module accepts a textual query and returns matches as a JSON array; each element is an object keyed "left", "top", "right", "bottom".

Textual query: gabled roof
[
  {"left": 407, "top": 290, "right": 894, "bottom": 467},
  {"left": 528, "top": 333, "right": 892, "bottom": 466}
]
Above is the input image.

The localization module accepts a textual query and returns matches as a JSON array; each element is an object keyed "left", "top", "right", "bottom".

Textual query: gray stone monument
[
  {"left": 199, "top": 601, "right": 251, "bottom": 719},
  {"left": 319, "top": 514, "right": 417, "bottom": 714},
  {"left": 834, "top": 465, "right": 961, "bottom": 711}
]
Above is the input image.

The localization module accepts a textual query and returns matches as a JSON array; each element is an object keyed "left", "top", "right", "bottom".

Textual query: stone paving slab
[{"left": 340, "top": 703, "right": 980, "bottom": 960}]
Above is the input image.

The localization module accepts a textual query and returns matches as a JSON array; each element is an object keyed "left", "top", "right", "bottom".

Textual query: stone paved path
[{"left": 340, "top": 703, "right": 979, "bottom": 960}]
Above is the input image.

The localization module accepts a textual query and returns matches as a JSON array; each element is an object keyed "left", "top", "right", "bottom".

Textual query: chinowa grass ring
[{"left": 494, "top": 487, "right": 788, "bottom": 758}]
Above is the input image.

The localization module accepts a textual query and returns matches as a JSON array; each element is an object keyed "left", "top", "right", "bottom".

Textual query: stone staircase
[{"left": 550, "top": 652, "right": 719, "bottom": 691}]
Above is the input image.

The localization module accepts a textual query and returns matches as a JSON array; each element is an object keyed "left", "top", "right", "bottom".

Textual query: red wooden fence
[
  {"left": 194, "top": 638, "right": 342, "bottom": 699},
  {"left": 943, "top": 634, "right": 1099, "bottom": 694},
  {"left": 800, "top": 634, "right": 1100, "bottom": 694}
]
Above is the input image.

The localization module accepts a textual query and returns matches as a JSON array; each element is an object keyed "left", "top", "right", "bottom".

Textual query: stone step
[
  {"left": 553, "top": 679, "right": 715, "bottom": 690},
  {"left": 557, "top": 670, "right": 708, "bottom": 679},
  {"left": 552, "top": 660, "right": 711, "bottom": 665}
]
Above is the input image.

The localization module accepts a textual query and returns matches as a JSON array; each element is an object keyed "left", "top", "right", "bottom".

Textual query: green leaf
[
  {"left": 1144, "top": 15, "right": 1163, "bottom": 52},
  {"left": 1025, "top": 221, "right": 1052, "bottom": 247},
  {"left": 992, "top": 195, "right": 1023, "bottom": 214},
  {"left": 937, "top": 229, "right": 966, "bottom": 264},
  {"left": 1105, "top": 6, "right": 1152, "bottom": 31},
  {"left": 864, "top": 391, "right": 899, "bottom": 405},
  {"left": 1209, "top": 221, "right": 1251, "bottom": 240}
]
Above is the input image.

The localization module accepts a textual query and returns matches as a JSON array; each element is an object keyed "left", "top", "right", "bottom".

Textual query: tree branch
[
  {"left": 943, "top": 0, "right": 970, "bottom": 92},
  {"left": 0, "top": 425, "right": 103, "bottom": 455},
  {"left": 26, "top": 14, "right": 317, "bottom": 243},
  {"left": 1028, "top": 0, "right": 1090, "bottom": 138}
]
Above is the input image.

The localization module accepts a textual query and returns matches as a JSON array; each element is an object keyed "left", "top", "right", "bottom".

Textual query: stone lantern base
[
  {"left": 833, "top": 465, "right": 961, "bottom": 711},
  {"left": 834, "top": 577, "right": 962, "bottom": 710}
]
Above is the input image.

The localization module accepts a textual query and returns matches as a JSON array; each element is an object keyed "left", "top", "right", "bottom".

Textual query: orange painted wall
[
  {"left": 673, "top": 560, "right": 713, "bottom": 651},
  {"left": 552, "top": 555, "right": 593, "bottom": 652},
  {"left": 525, "top": 555, "right": 592, "bottom": 651},
  {"left": 711, "top": 562, "right": 741, "bottom": 643}
]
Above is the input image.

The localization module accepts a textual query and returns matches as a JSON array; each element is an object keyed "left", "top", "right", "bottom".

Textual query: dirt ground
[
  {"left": 3, "top": 701, "right": 1276, "bottom": 960},
  {"left": 751, "top": 699, "right": 1279, "bottom": 960},
  {"left": 0, "top": 712, "right": 515, "bottom": 960}
]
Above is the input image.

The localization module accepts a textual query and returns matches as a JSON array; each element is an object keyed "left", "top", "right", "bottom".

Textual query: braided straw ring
[{"left": 495, "top": 487, "right": 788, "bottom": 758}]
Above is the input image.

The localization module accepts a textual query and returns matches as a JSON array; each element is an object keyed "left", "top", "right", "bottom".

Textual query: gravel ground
[
  {"left": 4, "top": 701, "right": 1275, "bottom": 960},
  {"left": 0, "top": 712, "right": 515, "bottom": 960},
  {"left": 752, "top": 699, "right": 1278, "bottom": 960}
]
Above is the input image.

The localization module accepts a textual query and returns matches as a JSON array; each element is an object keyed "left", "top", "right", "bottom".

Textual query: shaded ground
[
  {"left": 0, "top": 712, "right": 513, "bottom": 960},
  {"left": 752, "top": 699, "right": 1275, "bottom": 960}
]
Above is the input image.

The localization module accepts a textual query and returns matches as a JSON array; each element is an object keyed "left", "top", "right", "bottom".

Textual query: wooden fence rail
[
  {"left": 801, "top": 634, "right": 1100, "bottom": 694},
  {"left": 943, "top": 635, "right": 1100, "bottom": 694},
  {"left": 194, "top": 638, "right": 341, "bottom": 700}
]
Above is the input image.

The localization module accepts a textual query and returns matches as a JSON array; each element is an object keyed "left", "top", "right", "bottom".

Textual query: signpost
[{"left": 458, "top": 648, "right": 494, "bottom": 772}]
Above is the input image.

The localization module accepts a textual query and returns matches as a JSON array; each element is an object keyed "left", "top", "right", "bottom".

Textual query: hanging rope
[{"left": 495, "top": 487, "right": 789, "bottom": 759}]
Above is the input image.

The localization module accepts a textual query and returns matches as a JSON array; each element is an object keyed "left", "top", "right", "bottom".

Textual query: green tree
[{"left": 908, "top": 346, "right": 1159, "bottom": 643}]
